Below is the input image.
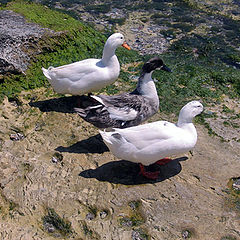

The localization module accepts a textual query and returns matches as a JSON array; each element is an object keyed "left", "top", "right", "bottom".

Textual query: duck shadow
[
  {"left": 55, "top": 134, "right": 109, "bottom": 154},
  {"left": 79, "top": 157, "right": 188, "bottom": 185},
  {"left": 29, "top": 96, "right": 79, "bottom": 113}
]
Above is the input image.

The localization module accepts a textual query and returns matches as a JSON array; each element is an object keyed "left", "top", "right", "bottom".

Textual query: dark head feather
[{"left": 142, "top": 57, "right": 171, "bottom": 73}]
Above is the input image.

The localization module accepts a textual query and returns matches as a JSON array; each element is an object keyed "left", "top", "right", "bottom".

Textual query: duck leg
[
  {"left": 138, "top": 158, "right": 172, "bottom": 179},
  {"left": 139, "top": 163, "right": 160, "bottom": 180}
]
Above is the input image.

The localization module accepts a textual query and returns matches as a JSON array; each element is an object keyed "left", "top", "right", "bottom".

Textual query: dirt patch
[{"left": 0, "top": 88, "right": 239, "bottom": 239}]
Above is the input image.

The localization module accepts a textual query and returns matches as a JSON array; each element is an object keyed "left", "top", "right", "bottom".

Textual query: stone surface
[
  {"left": 0, "top": 2, "right": 239, "bottom": 239},
  {"left": 0, "top": 10, "right": 53, "bottom": 74},
  {"left": 0, "top": 88, "right": 239, "bottom": 239}
]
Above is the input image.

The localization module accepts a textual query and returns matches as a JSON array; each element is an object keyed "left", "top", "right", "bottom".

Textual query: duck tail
[
  {"left": 91, "top": 95, "right": 105, "bottom": 106},
  {"left": 74, "top": 107, "right": 87, "bottom": 118},
  {"left": 99, "top": 130, "right": 112, "bottom": 145},
  {"left": 100, "top": 130, "right": 126, "bottom": 146},
  {"left": 42, "top": 67, "right": 53, "bottom": 80}
]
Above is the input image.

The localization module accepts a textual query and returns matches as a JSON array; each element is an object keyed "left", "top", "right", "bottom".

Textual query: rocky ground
[
  {"left": 0, "top": 88, "right": 239, "bottom": 240},
  {"left": 0, "top": 10, "right": 54, "bottom": 75},
  {"left": 0, "top": 1, "right": 240, "bottom": 239}
]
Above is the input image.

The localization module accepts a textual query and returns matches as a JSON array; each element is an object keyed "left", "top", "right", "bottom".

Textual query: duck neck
[
  {"left": 102, "top": 43, "right": 117, "bottom": 65},
  {"left": 177, "top": 112, "right": 197, "bottom": 133},
  {"left": 132, "top": 71, "right": 159, "bottom": 106},
  {"left": 177, "top": 111, "right": 193, "bottom": 126}
]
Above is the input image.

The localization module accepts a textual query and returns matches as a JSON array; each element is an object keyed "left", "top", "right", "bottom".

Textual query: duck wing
[
  {"left": 93, "top": 93, "right": 156, "bottom": 122},
  {"left": 114, "top": 121, "right": 181, "bottom": 149},
  {"left": 100, "top": 122, "right": 184, "bottom": 165},
  {"left": 45, "top": 58, "right": 101, "bottom": 82},
  {"left": 75, "top": 93, "right": 158, "bottom": 128}
]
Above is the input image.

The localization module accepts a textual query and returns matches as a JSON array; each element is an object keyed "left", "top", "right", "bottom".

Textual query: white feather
[
  {"left": 108, "top": 107, "right": 138, "bottom": 121},
  {"left": 100, "top": 101, "right": 203, "bottom": 166},
  {"left": 42, "top": 33, "right": 129, "bottom": 95}
]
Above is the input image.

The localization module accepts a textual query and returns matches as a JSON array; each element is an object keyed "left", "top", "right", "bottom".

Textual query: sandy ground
[{"left": 0, "top": 88, "right": 239, "bottom": 240}]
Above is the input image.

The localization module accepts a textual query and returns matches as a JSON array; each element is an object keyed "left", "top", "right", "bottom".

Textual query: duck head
[
  {"left": 105, "top": 33, "right": 130, "bottom": 50},
  {"left": 178, "top": 100, "right": 204, "bottom": 125},
  {"left": 142, "top": 57, "right": 172, "bottom": 73}
]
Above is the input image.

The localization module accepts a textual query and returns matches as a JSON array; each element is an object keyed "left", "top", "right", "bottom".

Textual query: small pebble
[
  {"left": 10, "top": 133, "right": 25, "bottom": 141},
  {"left": 35, "top": 123, "right": 41, "bottom": 131},
  {"left": 120, "top": 217, "right": 133, "bottom": 227},
  {"left": 99, "top": 211, "right": 108, "bottom": 219},
  {"left": 43, "top": 222, "right": 55, "bottom": 233},
  {"left": 52, "top": 157, "right": 58, "bottom": 163},
  {"left": 86, "top": 212, "right": 95, "bottom": 220},
  {"left": 51, "top": 152, "right": 63, "bottom": 163},
  {"left": 131, "top": 229, "right": 147, "bottom": 240},
  {"left": 205, "top": 110, "right": 215, "bottom": 116},
  {"left": 128, "top": 201, "right": 140, "bottom": 210},
  {"left": 182, "top": 230, "right": 191, "bottom": 239},
  {"left": 232, "top": 178, "right": 240, "bottom": 191}
]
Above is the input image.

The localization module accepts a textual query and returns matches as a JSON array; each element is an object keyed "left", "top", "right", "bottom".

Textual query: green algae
[
  {"left": 1, "top": 0, "right": 140, "bottom": 102},
  {"left": 119, "top": 200, "right": 145, "bottom": 228},
  {"left": 0, "top": 0, "right": 105, "bottom": 101},
  {"left": 42, "top": 207, "right": 73, "bottom": 237},
  {"left": 80, "top": 220, "right": 100, "bottom": 240},
  {"left": 181, "top": 229, "right": 193, "bottom": 239},
  {"left": 132, "top": 228, "right": 150, "bottom": 240},
  {"left": 224, "top": 178, "right": 240, "bottom": 217},
  {"left": 1, "top": 0, "right": 239, "bottom": 124},
  {"left": 221, "top": 235, "right": 237, "bottom": 240},
  {"left": 5, "top": 0, "right": 86, "bottom": 32}
]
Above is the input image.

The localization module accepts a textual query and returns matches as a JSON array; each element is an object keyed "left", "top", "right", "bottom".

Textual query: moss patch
[
  {"left": 42, "top": 207, "right": 73, "bottom": 237},
  {"left": 119, "top": 200, "right": 145, "bottom": 228},
  {"left": 79, "top": 220, "right": 100, "bottom": 240},
  {"left": 224, "top": 178, "right": 240, "bottom": 216}
]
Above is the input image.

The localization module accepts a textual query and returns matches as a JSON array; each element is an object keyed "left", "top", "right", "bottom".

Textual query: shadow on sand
[
  {"left": 29, "top": 96, "right": 79, "bottom": 113},
  {"left": 79, "top": 157, "right": 188, "bottom": 185},
  {"left": 55, "top": 133, "right": 109, "bottom": 154}
]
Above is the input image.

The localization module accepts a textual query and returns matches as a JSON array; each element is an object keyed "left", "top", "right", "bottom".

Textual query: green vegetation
[
  {"left": 0, "top": 0, "right": 141, "bottom": 102},
  {"left": 21, "top": 162, "right": 34, "bottom": 173},
  {"left": 82, "top": 222, "right": 93, "bottom": 236},
  {"left": 85, "top": 4, "right": 110, "bottom": 14},
  {"left": 152, "top": 52, "right": 239, "bottom": 113},
  {"left": 0, "top": 0, "right": 239, "bottom": 120},
  {"left": 119, "top": 200, "right": 145, "bottom": 228},
  {"left": 42, "top": 207, "right": 73, "bottom": 237},
  {"left": 132, "top": 228, "right": 150, "bottom": 240},
  {"left": 5, "top": 0, "right": 85, "bottom": 31},
  {"left": 0, "top": 0, "right": 105, "bottom": 101},
  {"left": 106, "top": 16, "right": 126, "bottom": 26},
  {"left": 221, "top": 236, "right": 237, "bottom": 240},
  {"left": 225, "top": 178, "right": 240, "bottom": 218},
  {"left": 80, "top": 220, "right": 100, "bottom": 239},
  {"left": 119, "top": 215, "right": 144, "bottom": 228},
  {"left": 145, "top": 0, "right": 240, "bottom": 113},
  {"left": 182, "top": 229, "right": 193, "bottom": 239}
]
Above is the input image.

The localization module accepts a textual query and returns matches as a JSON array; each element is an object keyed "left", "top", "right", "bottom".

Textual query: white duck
[
  {"left": 42, "top": 33, "right": 130, "bottom": 95},
  {"left": 100, "top": 100, "right": 203, "bottom": 179}
]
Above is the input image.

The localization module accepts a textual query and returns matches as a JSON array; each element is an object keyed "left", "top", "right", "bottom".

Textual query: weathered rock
[
  {"left": 0, "top": 10, "right": 53, "bottom": 74},
  {"left": 9, "top": 132, "right": 25, "bottom": 141}
]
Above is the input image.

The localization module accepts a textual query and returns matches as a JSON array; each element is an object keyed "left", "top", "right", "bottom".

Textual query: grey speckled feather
[{"left": 75, "top": 57, "right": 171, "bottom": 129}]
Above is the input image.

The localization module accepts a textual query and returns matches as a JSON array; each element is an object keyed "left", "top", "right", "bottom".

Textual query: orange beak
[{"left": 122, "top": 42, "right": 131, "bottom": 50}]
